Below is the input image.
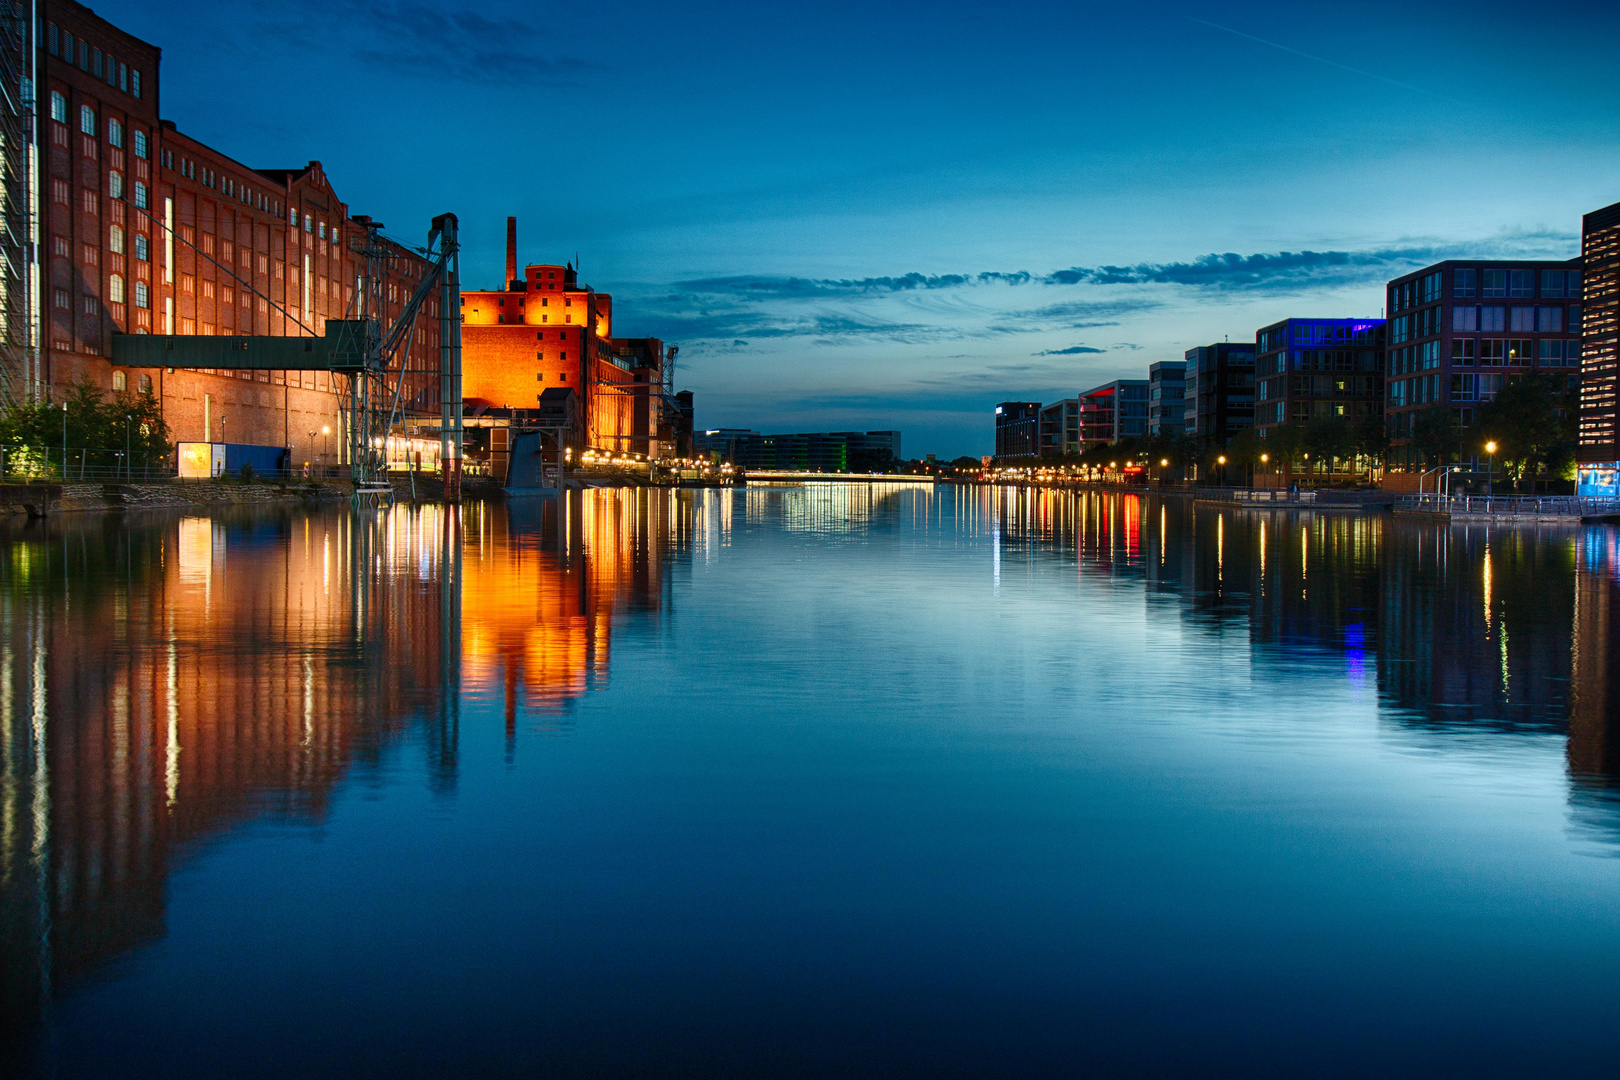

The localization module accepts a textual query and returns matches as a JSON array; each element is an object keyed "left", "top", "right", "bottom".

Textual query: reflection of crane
[{"left": 111, "top": 213, "right": 465, "bottom": 500}]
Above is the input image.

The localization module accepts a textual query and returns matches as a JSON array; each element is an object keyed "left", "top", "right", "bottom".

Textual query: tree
[
  {"left": 0, "top": 378, "right": 170, "bottom": 477},
  {"left": 1474, "top": 374, "right": 1566, "bottom": 491},
  {"left": 1409, "top": 406, "right": 1459, "bottom": 469},
  {"left": 1303, "top": 417, "right": 1355, "bottom": 479},
  {"left": 1352, "top": 410, "right": 1388, "bottom": 469}
]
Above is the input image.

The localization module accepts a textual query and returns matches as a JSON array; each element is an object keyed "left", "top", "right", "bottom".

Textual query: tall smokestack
[{"left": 506, "top": 216, "right": 518, "bottom": 289}]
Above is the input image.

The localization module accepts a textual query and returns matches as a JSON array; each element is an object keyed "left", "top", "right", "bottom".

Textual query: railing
[
  {"left": 1395, "top": 494, "right": 1581, "bottom": 517},
  {"left": 1196, "top": 488, "right": 1315, "bottom": 504}
]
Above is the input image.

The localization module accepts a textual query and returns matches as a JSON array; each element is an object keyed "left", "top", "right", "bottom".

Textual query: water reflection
[{"left": 4, "top": 485, "right": 1620, "bottom": 1066}]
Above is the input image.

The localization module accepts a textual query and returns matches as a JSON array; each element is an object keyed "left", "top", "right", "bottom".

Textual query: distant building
[
  {"left": 1147, "top": 361, "right": 1186, "bottom": 438},
  {"left": 1039, "top": 398, "right": 1080, "bottom": 457},
  {"left": 1078, "top": 380, "right": 1149, "bottom": 448},
  {"left": 1182, "top": 343, "right": 1256, "bottom": 447},
  {"left": 994, "top": 402, "right": 1040, "bottom": 459},
  {"left": 694, "top": 429, "right": 901, "bottom": 471},
  {"left": 1254, "top": 318, "right": 1385, "bottom": 441},
  {"left": 1386, "top": 260, "right": 1581, "bottom": 472},
  {"left": 1580, "top": 201, "right": 1620, "bottom": 494}
]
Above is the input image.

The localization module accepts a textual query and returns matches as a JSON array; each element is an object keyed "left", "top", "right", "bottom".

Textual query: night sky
[{"left": 111, "top": 0, "right": 1620, "bottom": 457}]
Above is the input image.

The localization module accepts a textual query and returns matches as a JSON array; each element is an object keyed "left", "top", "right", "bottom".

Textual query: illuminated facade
[
  {"left": 994, "top": 402, "right": 1039, "bottom": 459},
  {"left": 1385, "top": 260, "right": 1581, "bottom": 472},
  {"left": 1579, "top": 201, "right": 1620, "bottom": 477},
  {"left": 37, "top": 0, "right": 440, "bottom": 467},
  {"left": 460, "top": 220, "right": 667, "bottom": 459},
  {"left": 1253, "top": 318, "right": 1385, "bottom": 440}
]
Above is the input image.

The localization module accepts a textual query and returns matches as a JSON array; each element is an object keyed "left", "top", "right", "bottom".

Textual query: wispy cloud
[
  {"left": 258, "top": 0, "right": 597, "bottom": 84},
  {"left": 1188, "top": 18, "right": 1437, "bottom": 98},
  {"left": 1035, "top": 345, "right": 1106, "bottom": 356}
]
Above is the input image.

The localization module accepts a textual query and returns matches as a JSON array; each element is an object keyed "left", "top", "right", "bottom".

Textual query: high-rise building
[
  {"left": 1386, "top": 260, "right": 1581, "bottom": 472},
  {"left": 1182, "top": 342, "right": 1255, "bottom": 447},
  {"left": 1078, "top": 379, "right": 1148, "bottom": 448},
  {"left": 994, "top": 401, "right": 1040, "bottom": 459},
  {"left": 1147, "top": 361, "right": 1186, "bottom": 437},
  {"left": 1038, "top": 398, "right": 1080, "bottom": 457},
  {"left": 1579, "top": 201, "right": 1620, "bottom": 491},
  {"left": 1253, "top": 318, "right": 1385, "bottom": 441}
]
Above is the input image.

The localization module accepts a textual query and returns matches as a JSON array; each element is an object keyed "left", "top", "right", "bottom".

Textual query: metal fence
[
  {"left": 1196, "top": 488, "right": 1317, "bottom": 505},
  {"left": 1395, "top": 494, "right": 1582, "bottom": 518},
  {"left": 0, "top": 446, "right": 174, "bottom": 482}
]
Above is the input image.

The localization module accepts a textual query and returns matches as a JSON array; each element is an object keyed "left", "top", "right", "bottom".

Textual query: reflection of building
[
  {"left": 42, "top": 0, "right": 439, "bottom": 464},
  {"left": 459, "top": 490, "right": 676, "bottom": 734},
  {"left": 0, "top": 505, "right": 458, "bottom": 1026},
  {"left": 1571, "top": 529, "right": 1620, "bottom": 790}
]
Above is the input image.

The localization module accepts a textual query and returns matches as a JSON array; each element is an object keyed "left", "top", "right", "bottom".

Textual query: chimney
[{"left": 506, "top": 216, "right": 518, "bottom": 290}]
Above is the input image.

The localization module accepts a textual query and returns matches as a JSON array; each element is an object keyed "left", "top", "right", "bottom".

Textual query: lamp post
[
  {"left": 1217, "top": 454, "right": 1227, "bottom": 488},
  {"left": 1259, "top": 452, "right": 1268, "bottom": 490},
  {"left": 61, "top": 401, "right": 67, "bottom": 478},
  {"left": 1485, "top": 440, "right": 1497, "bottom": 500},
  {"left": 321, "top": 425, "right": 331, "bottom": 473},
  {"left": 124, "top": 414, "right": 132, "bottom": 480}
]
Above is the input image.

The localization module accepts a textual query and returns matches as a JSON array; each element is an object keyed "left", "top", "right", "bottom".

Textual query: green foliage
[
  {"left": 1473, "top": 373, "right": 1575, "bottom": 490},
  {"left": 0, "top": 378, "right": 171, "bottom": 476},
  {"left": 1409, "top": 406, "right": 1459, "bottom": 468}
]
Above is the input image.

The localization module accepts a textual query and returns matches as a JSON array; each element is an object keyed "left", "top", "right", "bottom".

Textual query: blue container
[{"left": 222, "top": 443, "right": 290, "bottom": 476}]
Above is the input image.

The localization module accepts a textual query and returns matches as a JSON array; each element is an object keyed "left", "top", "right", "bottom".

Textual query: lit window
[
  {"left": 109, "top": 274, "right": 125, "bottom": 303},
  {"left": 113, "top": 371, "right": 126, "bottom": 391},
  {"left": 50, "top": 91, "right": 66, "bottom": 124},
  {"left": 108, "top": 171, "right": 123, "bottom": 199},
  {"left": 304, "top": 214, "right": 312, "bottom": 233},
  {"left": 109, "top": 224, "right": 124, "bottom": 253}
]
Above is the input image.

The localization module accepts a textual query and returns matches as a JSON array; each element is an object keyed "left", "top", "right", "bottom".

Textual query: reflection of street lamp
[
  {"left": 124, "top": 413, "right": 132, "bottom": 479},
  {"left": 1485, "top": 440, "right": 1497, "bottom": 498}
]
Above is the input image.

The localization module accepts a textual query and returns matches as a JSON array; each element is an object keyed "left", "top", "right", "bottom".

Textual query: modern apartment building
[
  {"left": 1038, "top": 398, "right": 1080, "bottom": 457},
  {"left": 1147, "top": 361, "right": 1186, "bottom": 437},
  {"left": 694, "top": 429, "right": 901, "bottom": 470},
  {"left": 1579, "top": 201, "right": 1620, "bottom": 494},
  {"left": 1385, "top": 260, "right": 1582, "bottom": 471},
  {"left": 995, "top": 401, "right": 1040, "bottom": 459},
  {"left": 1182, "top": 342, "right": 1256, "bottom": 447},
  {"left": 1254, "top": 318, "right": 1385, "bottom": 441},
  {"left": 1078, "top": 379, "right": 1149, "bottom": 448}
]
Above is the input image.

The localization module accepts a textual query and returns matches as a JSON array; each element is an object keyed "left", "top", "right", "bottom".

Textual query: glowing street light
[{"left": 1485, "top": 440, "right": 1497, "bottom": 498}]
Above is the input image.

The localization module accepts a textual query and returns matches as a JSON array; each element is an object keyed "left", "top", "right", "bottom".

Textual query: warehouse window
[
  {"left": 108, "top": 118, "right": 123, "bottom": 147},
  {"left": 80, "top": 105, "right": 95, "bottom": 136},
  {"left": 134, "top": 281, "right": 149, "bottom": 309},
  {"left": 132, "top": 129, "right": 147, "bottom": 158},
  {"left": 108, "top": 274, "right": 125, "bottom": 303},
  {"left": 49, "top": 91, "right": 65, "bottom": 124},
  {"left": 109, "top": 224, "right": 124, "bottom": 254}
]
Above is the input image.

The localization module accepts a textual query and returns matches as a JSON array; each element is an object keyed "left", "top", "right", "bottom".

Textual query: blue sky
[{"left": 113, "top": 0, "right": 1620, "bottom": 457}]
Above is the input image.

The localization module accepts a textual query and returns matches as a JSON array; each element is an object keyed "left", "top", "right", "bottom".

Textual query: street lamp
[
  {"left": 1485, "top": 440, "right": 1497, "bottom": 499},
  {"left": 321, "top": 425, "right": 331, "bottom": 471},
  {"left": 124, "top": 413, "right": 132, "bottom": 480}
]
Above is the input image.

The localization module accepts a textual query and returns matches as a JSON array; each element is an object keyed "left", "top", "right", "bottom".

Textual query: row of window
[
  {"left": 1390, "top": 268, "right": 1583, "bottom": 311},
  {"left": 44, "top": 21, "right": 143, "bottom": 99},
  {"left": 1454, "top": 304, "right": 1577, "bottom": 333},
  {"left": 48, "top": 93, "right": 149, "bottom": 159}
]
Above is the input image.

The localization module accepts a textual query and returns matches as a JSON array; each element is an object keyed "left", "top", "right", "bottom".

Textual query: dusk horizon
[{"left": 107, "top": 0, "right": 1617, "bottom": 456}]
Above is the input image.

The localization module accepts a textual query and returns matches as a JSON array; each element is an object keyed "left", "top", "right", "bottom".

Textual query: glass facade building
[{"left": 1254, "top": 318, "right": 1386, "bottom": 441}]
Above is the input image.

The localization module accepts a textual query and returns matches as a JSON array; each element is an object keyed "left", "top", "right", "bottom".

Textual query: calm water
[{"left": 4, "top": 485, "right": 1620, "bottom": 1077}]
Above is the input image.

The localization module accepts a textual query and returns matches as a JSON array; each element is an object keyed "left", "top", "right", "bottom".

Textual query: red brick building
[
  {"left": 461, "top": 220, "right": 668, "bottom": 458},
  {"left": 37, "top": 0, "right": 439, "bottom": 469}
]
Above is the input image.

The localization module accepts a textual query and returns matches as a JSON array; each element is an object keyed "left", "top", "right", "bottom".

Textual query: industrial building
[
  {"left": 459, "top": 218, "right": 674, "bottom": 466},
  {"left": 34, "top": 0, "right": 441, "bottom": 472}
]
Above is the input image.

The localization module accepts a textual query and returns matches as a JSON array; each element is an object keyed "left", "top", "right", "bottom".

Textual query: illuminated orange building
[{"left": 460, "top": 219, "right": 670, "bottom": 459}]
